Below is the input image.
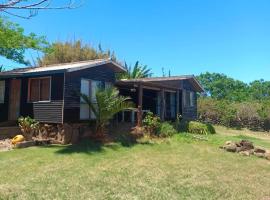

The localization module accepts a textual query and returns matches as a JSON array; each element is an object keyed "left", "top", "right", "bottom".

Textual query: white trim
[
  {"left": 67, "top": 60, "right": 125, "bottom": 73},
  {"left": 27, "top": 76, "right": 52, "bottom": 103}
]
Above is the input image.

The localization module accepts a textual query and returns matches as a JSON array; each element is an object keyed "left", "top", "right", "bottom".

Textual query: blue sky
[{"left": 2, "top": 0, "right": 270, "bottom": 83}]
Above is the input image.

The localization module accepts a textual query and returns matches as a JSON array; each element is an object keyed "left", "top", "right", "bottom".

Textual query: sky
[{"left": 2, "top": 0, "right": 270, "bottom": 83}]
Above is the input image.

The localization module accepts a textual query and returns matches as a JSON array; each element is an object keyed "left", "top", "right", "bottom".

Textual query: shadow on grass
[{"left": 52, "top": 132, "right": 152, "bottom": 155}]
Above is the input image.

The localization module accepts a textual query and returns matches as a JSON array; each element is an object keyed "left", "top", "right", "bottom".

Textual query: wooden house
[{"left": 0, "top": 59, "right": 204, "bottom": 126}]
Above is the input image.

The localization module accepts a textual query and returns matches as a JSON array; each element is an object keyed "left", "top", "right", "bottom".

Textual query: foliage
[
  {"left": 18, "top": 116, "right": 39, "bottom": 140},
  {"left": 187, "top": 121, "right": 216, "bottom": 135},
  {"left": 143, "top": 112, "right": 161, "bottom": 134},
  {"left": 38, "top": 40, "right": 116, "bottom": 66},
  {"left": 0, "top": 17, "right": 48, "bottom": 64},
  {"left": 157, "top": 122, "right": 177, "bottom": 137},
  {"left": 197, "top": 72, "right": 270, "bottom": 101},
  {"left": 118, "top": 61, "right": 152, "bottom": 79},
  {"left": 80, "top": 87, "right": 134, "bottom": 135},
  {"left": 198, "top": 98, "right": 270, "bottom": 131}
]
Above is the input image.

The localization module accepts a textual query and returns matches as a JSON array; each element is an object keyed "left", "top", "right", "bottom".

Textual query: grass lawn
[{"left": 0, "top": 127, "right": 270, "bottom": 200}]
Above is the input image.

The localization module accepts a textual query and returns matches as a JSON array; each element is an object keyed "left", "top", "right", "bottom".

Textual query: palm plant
[
  {"left": 80, "top": 87, "right": 134, "bottom": 136},
  {"left": 119, "top": 61, "right": 152, "bottom": 79}
]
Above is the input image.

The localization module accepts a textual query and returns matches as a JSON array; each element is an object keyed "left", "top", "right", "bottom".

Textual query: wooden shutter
[{"left": 40, "top": 78, "right": 50, "bottom": 101}]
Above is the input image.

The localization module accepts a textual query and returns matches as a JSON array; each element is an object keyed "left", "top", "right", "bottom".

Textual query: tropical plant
[
  {"left": 118, "top": 61, "right": 152, "bottom": 79},
  {"left": 80, "top": 87, "right": 134, "bottom": 136},
  {"left": 18, "top": 116, "right": 39, "bottom": 140}
]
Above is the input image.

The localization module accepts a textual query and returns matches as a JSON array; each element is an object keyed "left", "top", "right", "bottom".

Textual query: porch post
[
  {"left": 160, "top": 89, "right": 165, "bottom": 121},
  {"left": 137, "top": 84, "right": 143, "bottom": 127},
  {"left": 176, "top": 90, "right": 180, "bottom": 116}
]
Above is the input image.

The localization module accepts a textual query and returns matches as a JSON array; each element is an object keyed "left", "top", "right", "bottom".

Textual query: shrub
[
  {"left": 157, "top": 122, "right": 177, "bottom": 137},
  {"left": 143, "top": 112, "right": 161, "bottom": 134},
  {"left": 187, "top": 121, "right": 216, "bottom": 135},
  {"left": 18, "top": 116, "right": 39, "bottom": 140}
]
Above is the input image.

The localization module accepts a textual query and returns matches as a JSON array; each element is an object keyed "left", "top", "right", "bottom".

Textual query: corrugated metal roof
[{"left": 0, "top": 59, "right": 125, "bottom": 76}]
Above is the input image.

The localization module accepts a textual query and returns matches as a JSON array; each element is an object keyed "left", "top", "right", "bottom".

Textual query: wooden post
[
  {"left": 137, "top": 84, "right": 143, "bottom": 127},
  {"left": 160, "top": 89, "right": 165, "bottom": 121},
  {"left": 176, "top": 90, "right": 180, "bottom": 116}
]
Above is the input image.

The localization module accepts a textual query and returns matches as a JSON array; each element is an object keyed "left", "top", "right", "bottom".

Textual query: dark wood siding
[
  {"left": 0, "top": 79, "right": 9, "bottom": 122},
  {"left": 182, "top": 80, "right": 197, "bottom": 119},
  {"left": 64, "top": 64, "right": 116, "bottom": 122},
  {"left": 0, "top": 73, "right": 64, "bottom": 123}
]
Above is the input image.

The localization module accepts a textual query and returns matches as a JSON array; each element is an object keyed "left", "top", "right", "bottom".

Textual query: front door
[{"left": 9, "top": 79, "right": 21, "bottom": 120}]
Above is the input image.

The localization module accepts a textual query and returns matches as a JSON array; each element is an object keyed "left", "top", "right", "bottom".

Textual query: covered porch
[{"left": 116, "top": 79, "right": 183, "bottom": 126}]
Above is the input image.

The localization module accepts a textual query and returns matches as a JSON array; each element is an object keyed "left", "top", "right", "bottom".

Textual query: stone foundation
[{"left": 36, "top": 123, "right": 93, "bottom": 144}]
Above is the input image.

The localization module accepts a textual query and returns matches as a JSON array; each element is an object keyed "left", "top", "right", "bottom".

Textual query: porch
[{"left": 116, "top": 78, "right": 184, "bottom": 126}]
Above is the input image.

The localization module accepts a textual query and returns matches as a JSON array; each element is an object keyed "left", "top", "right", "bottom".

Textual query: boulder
[
  {"left": 254, "top": 152, "right": 265, "bottom": 158},
  {"left": 264, "top": 152, "right": 270, "bottom": 160},
  {"left": 239, "top": 140, "right": 254, "bottom": 150},
  {"left": 224, "top": 143, "right": 237, "bottom": 152},
  {"left": 239, "top": 151, "right": 251, "bottom": 156},
  {"left": 254, "top": 147, "right": 266, "bottom": 154}
]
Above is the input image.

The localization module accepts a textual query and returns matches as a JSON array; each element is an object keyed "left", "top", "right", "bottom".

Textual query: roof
[
  {"left": 0, "top": 59, "right": 126, "bottom": 77},
  {"left": 117, "top": 75, "right": 204, "bottom": 92}
]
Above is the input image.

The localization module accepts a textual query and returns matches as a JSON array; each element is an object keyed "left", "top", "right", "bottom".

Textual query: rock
[
  {"left": 254, "top": 152, "right": 265, "bottom": 158},
  {"left": 239, "top": 151, "right": 251, "bottom": 156},
  {"left": 254, "top": 147, "right": 266, "bottom": 154},
  {"left": 264, "top": 152, "right": 270, "bottom": 160},
  {"left": 224, "top": 143, "right": 237, "bottom": 152},
  {"left": 225, "top": 141, "right": 233, "bottom": 145},
  {"left": 239, "top": 140, "right": 254, "bottom": 150}
]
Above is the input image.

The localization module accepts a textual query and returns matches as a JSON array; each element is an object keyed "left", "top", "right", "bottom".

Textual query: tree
[
  {"left": 197, "top": 72, "right": 249, "bottom": 101},
  {"left": 118, "top": 61, "right": 152, "bottom": 79},
  {"left": 0, "top": 17, "right": 48, "bottom": 64},
  {"left": 80, "top": 87, "right": 134, "bottom": 136},
  {"left": 0, "top": 0, "right": 83, "bottom": 19},
  {"left": 37, "top": 40, "right": 116, "bottom": 66}
]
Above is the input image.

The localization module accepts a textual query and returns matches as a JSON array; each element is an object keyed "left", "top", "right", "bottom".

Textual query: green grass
[{"left": 0, "top": 128, "right": 270, "bottom": 200}]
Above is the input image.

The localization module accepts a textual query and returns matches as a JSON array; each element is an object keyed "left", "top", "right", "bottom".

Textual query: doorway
[{"left": 9, "top": 79, "right": 21, "bottom": 120}]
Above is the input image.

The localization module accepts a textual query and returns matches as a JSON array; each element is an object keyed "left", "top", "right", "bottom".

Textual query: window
[
  {"left": 184, "top": 90, "right": 195, "bottom": 107},
  {"left": 28, "top": 77, "right": 51, "bottom": 102},
  {"left": 80, "top": 79, "right": 104, "bottom": 120},
  {"left": 190, "top": 91, "right": 194, "bottom": 107},
  {"left": 0, "top": 81, "right": 5, "bottom": 103}
]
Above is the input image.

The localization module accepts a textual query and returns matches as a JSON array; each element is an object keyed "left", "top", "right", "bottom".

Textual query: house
[{"left": 0, "top": 59, "right": 204, "bottom": 127}]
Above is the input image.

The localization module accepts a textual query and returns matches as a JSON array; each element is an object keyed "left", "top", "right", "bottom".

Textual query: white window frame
[
  {"left": 0, "top": 80, "right": 5, "bottom": 104},
  {"left": 27, "top": 76, "right": 51, "bottom": 103},
  {"left": 190, "top": 91, "right": 195, "bottom": 107},
  {"left": 80, "top": 79, "right": 104, "bottom": 120}
]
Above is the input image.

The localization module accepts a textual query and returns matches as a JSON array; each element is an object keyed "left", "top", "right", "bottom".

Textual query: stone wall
[{"left": 37, "top": 123, "right": 93, "bottom": 144}]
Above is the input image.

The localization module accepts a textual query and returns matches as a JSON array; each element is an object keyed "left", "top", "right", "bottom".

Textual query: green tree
[
  {"left": 38, "top": 40, "right": 116, "bottom": 66},
  {"left": 0, "top": 17, "right": 48, "bottom": 64},
  {"left": 119, "top": 61, "right": 152, "bottom": 79},
  {"left": 249, "top": 79, "right": 270, "bottom": 100},
  {"left": 197, "top": 72, "right": 249, "bottom": 101},
  {"left": 80, "top": 87, "right": 134, "bottom": 136}
]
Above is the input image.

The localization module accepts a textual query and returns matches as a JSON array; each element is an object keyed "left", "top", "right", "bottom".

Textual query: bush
[
  {"left": 143, "top": 112, "right": 161, "bottom": 134},
  {"left": 198, "top": 98, "right": 270, "bottom": 131},
  {"left": 187, "top": 121, "right": 216, "bottom": 135},
  {"left": 157, "top": 122, "right": 177, "bottom": 137},
  {"left": 18, "top": 116, "right": 39, "bottom": 140}
]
